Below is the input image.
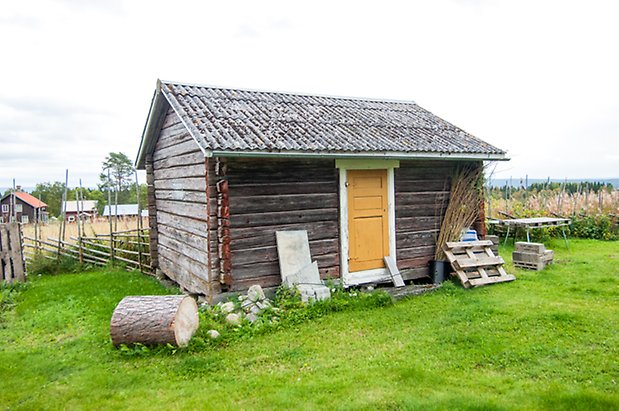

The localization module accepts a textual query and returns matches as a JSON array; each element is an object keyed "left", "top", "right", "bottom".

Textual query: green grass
[{"left": 1, "top": 239, "right": 618, "bottom": 410}]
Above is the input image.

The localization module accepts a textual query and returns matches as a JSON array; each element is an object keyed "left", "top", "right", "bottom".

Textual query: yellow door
[{"left": 347, "top": 169, "right": 389, "bottom": 272}]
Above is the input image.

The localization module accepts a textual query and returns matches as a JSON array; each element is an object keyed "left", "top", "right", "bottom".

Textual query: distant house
[
  {"left": 63, "top": 200, "right": 98, "bottom": 222},
  {"left": 0, "top": 189, "right": 48, "bottom": 224},
  {"left": 103, "top": 204, "right": 148, "bottom": 218}
]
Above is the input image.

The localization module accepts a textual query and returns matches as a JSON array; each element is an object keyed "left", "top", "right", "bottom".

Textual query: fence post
[{"left": 110, "top": 231, "right": 115, "bottom": 265}]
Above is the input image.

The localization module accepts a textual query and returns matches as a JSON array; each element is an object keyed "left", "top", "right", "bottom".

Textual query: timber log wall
[
  {"left": 226, "top": 158, "right": 340, "bottom": 291},
  {"left": 150, "top": 108, "right": 220, "bottom": 295},
  {"left": 394, "top": 160, "right": 455, "bottom": 279}
]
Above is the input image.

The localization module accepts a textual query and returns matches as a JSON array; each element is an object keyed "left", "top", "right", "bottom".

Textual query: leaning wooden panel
[
  {"left": 110, "top": 295, "right": 198, "bottom": 347},
  {"left": 0, "top": 223, "right": 26, "bottom": 283},
  {"left": 8, "top": 223, "right": 25, "bottom": 282}
]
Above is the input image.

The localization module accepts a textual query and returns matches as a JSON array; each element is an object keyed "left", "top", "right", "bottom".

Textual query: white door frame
[{"left": 336, "top": 159, "right": 399, "bottom": 286}]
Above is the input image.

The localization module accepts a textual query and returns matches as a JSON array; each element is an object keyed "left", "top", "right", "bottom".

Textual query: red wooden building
[{"left": 1, "top": 190, "right": 48, "bottom": 224}]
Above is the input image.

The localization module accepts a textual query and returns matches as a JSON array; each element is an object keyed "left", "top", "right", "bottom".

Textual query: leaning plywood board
[
  {"left": 384, "top": 256, "right": 405, "bottom": 288},
  {"left": 443, "top": 241, "right": 515, "bottom": 288}
]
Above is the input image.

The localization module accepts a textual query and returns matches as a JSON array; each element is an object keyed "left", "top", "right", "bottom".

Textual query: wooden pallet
[{"left": 443, "top": 240, "right": 515, "bottom": 288}]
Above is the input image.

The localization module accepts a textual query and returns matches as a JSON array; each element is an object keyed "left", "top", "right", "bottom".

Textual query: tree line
[{"left": 4, "top": 152, "right": 147, "bottom": 218}]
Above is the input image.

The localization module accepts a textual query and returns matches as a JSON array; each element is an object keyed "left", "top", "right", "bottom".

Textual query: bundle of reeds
[{"left": 435, "top": 164, "right": 484, "bottom": 260}]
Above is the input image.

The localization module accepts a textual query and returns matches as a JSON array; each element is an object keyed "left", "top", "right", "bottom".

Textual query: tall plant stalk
[{"left": 435, "top": 164, "right": 484, "bottom": 260}]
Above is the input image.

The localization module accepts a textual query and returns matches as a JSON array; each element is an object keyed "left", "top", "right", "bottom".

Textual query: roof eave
[
  {"left": 207, "top": 150, "right": 509, "bottom": 161},
  {"left": 135, "top": 80, "right": 171, "bottom": 169}
]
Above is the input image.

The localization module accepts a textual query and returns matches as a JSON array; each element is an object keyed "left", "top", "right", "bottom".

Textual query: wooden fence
[
  {"left": 0, "top": 223, "right": 26, "bottom": 283},
  {"left": 22, "top": 228, "right": 153, "bottom": 275}
]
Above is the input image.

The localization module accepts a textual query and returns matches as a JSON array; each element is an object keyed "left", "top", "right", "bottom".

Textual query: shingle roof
[{"left": 137, "top": 80, "right": 506, "bottom": 168}]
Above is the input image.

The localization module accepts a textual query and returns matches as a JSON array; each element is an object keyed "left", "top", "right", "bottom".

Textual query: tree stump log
[{"left": 110, "top": 295, "right": 199, "bottom": 347}]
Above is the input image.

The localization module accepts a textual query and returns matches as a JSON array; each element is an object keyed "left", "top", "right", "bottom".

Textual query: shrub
[
  {"left": 569, "top": 215, "right": 618, "bottom": 240},
  {"left": 27, "top": 255, "right": 92, "bottom": 275}
]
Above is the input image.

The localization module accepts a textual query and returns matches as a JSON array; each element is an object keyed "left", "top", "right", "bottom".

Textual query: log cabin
[{"left": 136, "top": 80, "right": 507, "bottom": 299}]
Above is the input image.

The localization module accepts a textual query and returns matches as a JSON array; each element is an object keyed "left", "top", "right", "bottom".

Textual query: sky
[{"left": 1, "top": 0, "right": 618, "bottom": 189}]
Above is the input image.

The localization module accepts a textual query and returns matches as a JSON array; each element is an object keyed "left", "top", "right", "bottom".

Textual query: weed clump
[
  {"left": 190, "top": 281, "right": 393, "bottom": 351},
  {"left": 0, "top": 281, "right": 28, "bottom": 323}
]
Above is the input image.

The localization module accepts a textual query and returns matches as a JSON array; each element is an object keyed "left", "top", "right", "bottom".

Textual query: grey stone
[
  {"left": 249, "top": 304, "right": 261, "bottom": 314},
  {"left": 207, "top": 329, "right": 220, "bottom": 339},
  {"left": 246, "top": 312, "right": 258, "bottom": 323},
  {"left": 225, "top": 313, "right": 241, "bottom": 326},
  {"left": 247, "top": 284, "right": 266, "bottom": 302},
  {"left": 219, "top": 301, "right": 235, "bottom": 313},
  {"left": 313, "top": 285, "right": 331, "bottom": 301}
]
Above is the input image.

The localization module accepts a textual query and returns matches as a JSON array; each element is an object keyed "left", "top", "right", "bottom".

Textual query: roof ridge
[{"left": 159, "top": 79, "right": 418, "bottom": 106}]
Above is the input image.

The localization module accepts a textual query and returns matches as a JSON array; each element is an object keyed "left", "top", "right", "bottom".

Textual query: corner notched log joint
[{"left": 216, "top": 158, "right": 232, "bottom": 288}]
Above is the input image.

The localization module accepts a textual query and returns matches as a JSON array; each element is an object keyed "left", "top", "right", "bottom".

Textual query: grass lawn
[{"left": 1, "top": 239, "right": 617, "bottom": 410}]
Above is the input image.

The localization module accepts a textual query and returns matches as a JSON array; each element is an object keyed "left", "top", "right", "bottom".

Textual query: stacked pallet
[
  {"left": 512, "top": 242, "right": 554, "bottom": 270},
  {"left": 443, "top": 240, "right": 515, "bottom": 288}
]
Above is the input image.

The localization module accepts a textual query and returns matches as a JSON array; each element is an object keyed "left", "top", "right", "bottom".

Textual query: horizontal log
[
  {"left": 229, "top": 181, "right": 338, "bottom": 196},
  {"left": 153, "top": 163, "right": 205, "bottom": 180},
  {"left": 396, "top": 230, "right": 437, "bottom": 249},
  {"left": 158, "top": 243, "right": 210, "bottom": 282},
  {"left": 231, "top": 238, "right": 338, "bottom": 266},
  {"left": 395, "top": 179, "right": 450, "bottom": 193},
  {"left": 395, "top": 204, "right": 447, "bottom": 218},
  {"left": 153, "top": 139, "right": 201, "bottom": 162},
  {"left": 231, "top": 193, "right": 338, "bottom": 214},
  {"left": 158, "top": 233, "right": 210, "bottom": 267},
  {"left": 397, "top": 255, "right": 432, "bottom": 270},
  {"left": 158, "top": 224, "right": 208, "bottom": 252},
  {"left": 400, "top": 267, "right": 431, "bottom": 281},
  {"left": 396, "top": 216, "right": 440, "bottom": 232},
  {"left": 396, "top": 245, "right": 436, "bottom": 260},
  {"left": 156, "top": 189, "right": 207, "bottom": 203},
  {"left": 231, "top": 221, "right": 338, "bottom": 250},
  {"left": 156, "top": 199, "right": 208, "bottom": 220},
  {"left": 395, "top": 192, "right": 449, "bottom": 206},
  {"left": 155, "top": 123, "right": 191, "bottom": 150},
  {"left": 157, "top": 211, "right": 208, "bottom": 238},
  {"left": 227, "top": 157, "right": 333, "bottom": 171},
  {"left": 227, "top": 173, "right": 336, "bottom": 185},
  {"left": 159, "top": 255, "right": 218, "bottom": 296},
  {"left": 232, "top": 253, "right": 338, "bottom": 280},
  {"left": 154, "top": 177, "right": 206, "bottom": 192},
  {"left": 161, "top": 108, "right": 181, "bottom": 128},
  {"left": 153, "top": 153, "right": 204, "bottom": 170},
  {"left": 231, "top": 208, "right": 338, "bottom": 228}
]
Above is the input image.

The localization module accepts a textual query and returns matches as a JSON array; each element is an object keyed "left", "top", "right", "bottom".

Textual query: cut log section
[{"left": 110, "top": 295, "right": 199, "bottom": 347}]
